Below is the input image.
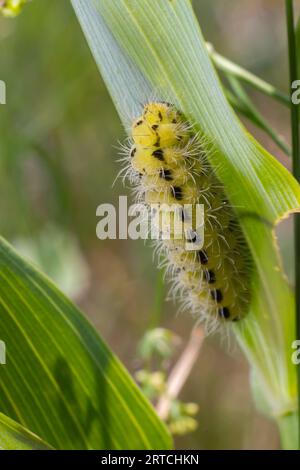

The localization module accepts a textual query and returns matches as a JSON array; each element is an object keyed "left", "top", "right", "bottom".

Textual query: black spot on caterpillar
[
  {"left": 124, "top": 101, "right": 251, "bottom": 327},
  {"left": 171, "top": 186, "right": 183, "bottom": 201},
  {"left": 219, "top": 307, "right": 231, "bottom": 319},
  {"left": 186, "top": 231, "right": 198, "bottom": 244},
  {"left": 130, "top": 147, "right": 137, "bottom": 158},
  {"left": 159, "top": 169, "right": 173, "bottom": 181},
  {"left": 210, "top": 289, "right": 223, "bottom": 303},
  {"left": 152, "top": 149, "right": 164, "bottom": 161},
  {"left": 197, "top": 250, "right": 208, "bottom": 265},
  {"left": 205, "top": 269, "right": 216, "bottom": 284}
]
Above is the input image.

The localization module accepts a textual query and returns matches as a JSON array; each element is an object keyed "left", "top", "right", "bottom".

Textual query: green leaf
[
  {"left": 0, "top": 412, "right": 52, "bottom": 450},
  {"left": 0, "top": 237, "right": 172, "bottom": 450},
  {"left": 72, "top": 0, "right": 300, "bottom": 423}
]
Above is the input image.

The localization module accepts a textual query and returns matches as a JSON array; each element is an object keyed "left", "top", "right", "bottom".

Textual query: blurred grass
[
  {"left": 0, "top": 0, "right": 120, "bottom": 240},
  {"left": 0, "top": 0, "right": 295, "bottom": 449}
]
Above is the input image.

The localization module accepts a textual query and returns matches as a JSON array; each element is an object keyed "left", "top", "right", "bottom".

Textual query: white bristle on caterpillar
[{"left": 120, "top": 101, "right": 251, "bottom": 329}]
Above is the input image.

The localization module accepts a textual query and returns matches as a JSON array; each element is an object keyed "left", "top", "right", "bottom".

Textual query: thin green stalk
[
  {"left": 277, "top": 412, "right": 298, "bottom": 450},
  {"left": 285, "top": 0, "right": 300, "bottom": 450},
  {"left": 227, "top": 76, "right": 291, "bottom": 156},
  {"left": 207, "top": 44, "right": 290, "bottom": 107},
  {"left": 207, "top": 44, "right": 291, "bottom": 155}
]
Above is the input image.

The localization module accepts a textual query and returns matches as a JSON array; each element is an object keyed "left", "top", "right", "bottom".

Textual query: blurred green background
[{"left": 0, "top": 0, "right": 296, "bottom": 449}]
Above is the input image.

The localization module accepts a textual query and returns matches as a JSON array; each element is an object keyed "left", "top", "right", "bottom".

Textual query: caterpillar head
[
  {"left": 143, "top": 101, "right": 182, "bottom": 125},
  {"left": 132, "top": 119, "right": 159, "bottom": 147}
]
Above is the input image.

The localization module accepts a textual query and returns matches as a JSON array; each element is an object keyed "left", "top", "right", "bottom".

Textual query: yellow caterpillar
[{"left": 125, "top": 101, "right": 250, "bottom": 326}]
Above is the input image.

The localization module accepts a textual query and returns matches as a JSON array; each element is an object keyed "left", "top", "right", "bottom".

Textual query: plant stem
[
  {"left": 277, "top": 412, "right": 298, "bottom": 450},
  {"left": 285, "top": 0, "right": 300, "bottom": 450},
  {"left": 156, "top": 326, "right": 204, "bottom": 421},
  {"left": 207, "top": 43, "right": 290, "bottom": 107},
  {"left": 227, "top": 76, "right": 291, "bottom": 156},
  {"left": 207, "top": 44, "right": 291, "bottom": 155}
]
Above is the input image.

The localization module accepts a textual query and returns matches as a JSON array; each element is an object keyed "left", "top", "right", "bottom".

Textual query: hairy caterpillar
[{"left": 122, "top": 101, "right": 250, "bottom": 328}]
